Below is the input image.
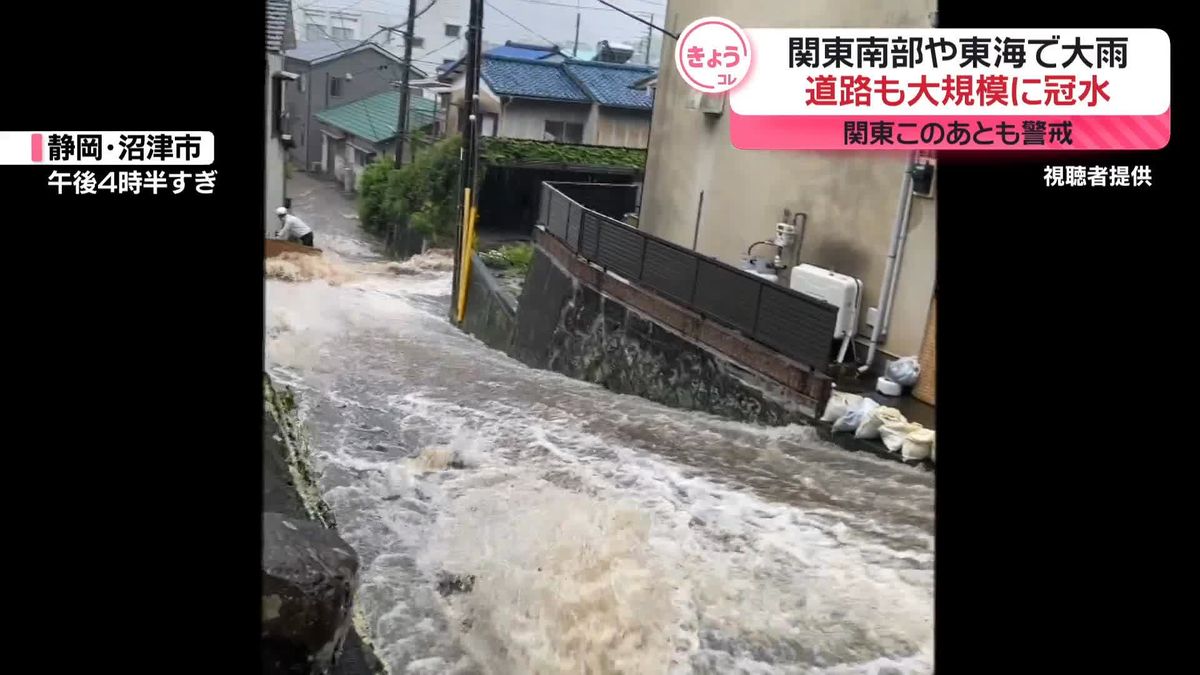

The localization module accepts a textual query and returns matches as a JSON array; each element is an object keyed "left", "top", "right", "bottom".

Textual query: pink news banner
[{"left": 674, "top": 20, "right": 1170, "bottom": 151}]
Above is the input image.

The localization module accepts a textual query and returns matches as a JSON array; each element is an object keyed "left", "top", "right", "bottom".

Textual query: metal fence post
[
  {"left": 635, "top": 232, "right": 647, "bottom": 281},
  {"left": 750, "top": 283, "right": 765, "bottom": 335},
  {"left": 689, "top": 258, "right": 701, "bottom": 306}
]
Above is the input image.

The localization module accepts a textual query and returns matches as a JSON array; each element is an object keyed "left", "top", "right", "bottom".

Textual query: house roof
[
  {"left": 563, "top": 60, "right": 656, "bottom": 110},
  {"left": 629, "top": 73, "right": 658, "bottom": 90},
  {"left": 286, "top": 39, "right": 426, "bottom": 76},
  {"left": 315, "top": 92, "right": 439, "bottom": 144},
  {"left": 488, "top": 45, "right": 558, "bottom": 60},
  {"left": 482, "top": 56, "right": 590, "bottom": 103},
  {"left": 266, "top": 0, "right": 294, "bottom": 53},
  {"left": 438, "top": 41, "right": 561, "bottom": 78}
]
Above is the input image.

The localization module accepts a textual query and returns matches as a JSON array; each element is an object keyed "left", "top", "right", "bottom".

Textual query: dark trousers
[{"left": 298, "top": 233, "right": 314, "bottom": 247}]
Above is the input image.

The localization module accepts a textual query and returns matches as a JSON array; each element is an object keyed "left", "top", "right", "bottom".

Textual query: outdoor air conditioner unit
[{"left": 789, "top": 263, "right": 862, "bottom": 339}]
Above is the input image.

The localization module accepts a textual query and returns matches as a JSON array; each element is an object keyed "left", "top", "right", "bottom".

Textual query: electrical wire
[
  {"left": 484, "top": 0, "right": 562, "bottom": 47},
  {"left": 506, "top": 0, "right": 652, "bottom": 13}
]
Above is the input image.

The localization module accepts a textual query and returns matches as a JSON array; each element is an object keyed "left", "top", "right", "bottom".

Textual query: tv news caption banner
[
  {"left": 674, "top": 21, "right": 1170, "bottom": 151},
  {"left": 0, "top": 131, "right": 217, "bottom": 195}
]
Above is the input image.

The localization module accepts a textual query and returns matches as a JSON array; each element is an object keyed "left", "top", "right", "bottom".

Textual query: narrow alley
[{"left": 266, "top": 173, "right": 934, "bottom": 675}]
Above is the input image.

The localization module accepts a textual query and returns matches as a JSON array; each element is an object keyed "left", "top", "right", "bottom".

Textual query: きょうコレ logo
[{"left": 674, "top": 17, "right": 752, "bottom": 94}]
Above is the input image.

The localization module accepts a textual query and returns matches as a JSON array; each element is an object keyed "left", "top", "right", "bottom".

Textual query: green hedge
[
  {"left": 358, "top": 136, "right": 463, "bottom": 244},
  {"left": 481, "top": 137, "right": 646, "bottom": 171},
  {"left": 359, "top": 136, "right": 645, "bottom": 244}
]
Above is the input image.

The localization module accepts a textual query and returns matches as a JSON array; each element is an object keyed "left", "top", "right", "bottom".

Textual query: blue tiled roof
[
  {"left": 488, "top": 45, "right": 557, "bottom": 60},
  {"left": 482, "top": 56, "right": 589, "bottom": 103},
  {"left": 563, "top": 60, "right": 656, "bottom": 110},
  {"left": 480, "top": 55, "right": 657, "bottom": 109}
]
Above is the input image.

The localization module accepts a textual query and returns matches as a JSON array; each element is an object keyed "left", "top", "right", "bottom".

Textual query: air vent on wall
[{"left": 686, "top": 91, "right": 726, "bottom": 117}]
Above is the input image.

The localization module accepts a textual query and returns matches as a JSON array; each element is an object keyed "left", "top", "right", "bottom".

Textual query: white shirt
[{"left": 276, "top": 214, "right": 312, "bottom": 239}]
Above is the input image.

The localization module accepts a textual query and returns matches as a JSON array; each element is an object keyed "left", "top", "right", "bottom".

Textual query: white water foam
[{"left": 266, "top": 249, "right": 934, "bottom": 674}]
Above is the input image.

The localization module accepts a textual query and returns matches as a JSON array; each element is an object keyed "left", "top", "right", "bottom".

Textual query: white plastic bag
[
  {"left": 880, "top": 421, "right": 923, "bottom": 452},
  {"left": 902, "top": 428, "right": 935, "bottom": 461},
  {"left": 820, "top": 391, "right": 863, "bottom": 423},
  {"left": 886, "top": 357, "right": 922, "bottom": 387},
  {"left": 833, "top": 397, "right": 879, "bottom": 433},
  {"left": 855, "top": 406, "right": 907, "bottom": 440}
]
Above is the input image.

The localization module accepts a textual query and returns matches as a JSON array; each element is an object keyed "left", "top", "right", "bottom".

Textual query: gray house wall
[
  {"left": 498, "top": 99, "right": 591, "bottom": 142},
  {"left": 266, "top": 51, "right": 289, "bottom": 234},
  {"left": 284, "top": 48, "right": 417, "bottom": 171},
  {"left": 638, "top": 0, "right": 937, "bottom": 359},
  {"left": 595, "top": 107, "right": 651, "bottom": 149}
]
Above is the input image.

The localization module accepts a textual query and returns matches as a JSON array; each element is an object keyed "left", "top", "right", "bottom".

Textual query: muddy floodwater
[{"left": 266, "top": 179, "right": 934, "bottom": 675}]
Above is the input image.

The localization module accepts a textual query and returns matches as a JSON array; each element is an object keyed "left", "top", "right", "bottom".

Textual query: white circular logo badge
[{"left": 674, "top": 17, "right": 752, "bottom": 94}]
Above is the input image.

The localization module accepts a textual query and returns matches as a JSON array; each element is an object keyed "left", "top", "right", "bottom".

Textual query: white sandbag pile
[
  {"left": 879, "top": 421, "right": 924, "bottom": 453},
  {"left": 832, "top": 397, "right": 878, "bottom": 433},
  {"left": 824, "top": 389, "right": 936, "bottom": 464},
  {"left": 902, "top": 428, "right": 935, "bottom": 461},
  {"left": 820, "top": 391, "right": 863, "bottom": 424},
  {"left": 855, "top": 406, "right": 906, "bottom": 440}
]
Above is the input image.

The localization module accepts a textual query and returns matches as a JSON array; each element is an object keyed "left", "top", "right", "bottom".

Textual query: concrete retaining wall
[
  {"left": 461, "top": 253, "right": 518, "bottom": 353},
  {"left": 459, "top": 229, "right": 830, "bottom": 425}
]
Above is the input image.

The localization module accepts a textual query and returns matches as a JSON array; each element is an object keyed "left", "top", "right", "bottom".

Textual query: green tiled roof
[{"left": 315, "top": 91, "right": 438, "bottom": 144}]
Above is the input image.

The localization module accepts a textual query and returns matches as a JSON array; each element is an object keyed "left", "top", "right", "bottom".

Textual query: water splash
[{"left": 266, "top": 235, "right": 935, "bottom": 674}]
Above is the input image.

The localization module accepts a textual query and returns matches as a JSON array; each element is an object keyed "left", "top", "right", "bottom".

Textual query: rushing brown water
[{"left": 266, "top": 184, "right": 933, "bottom": 675}]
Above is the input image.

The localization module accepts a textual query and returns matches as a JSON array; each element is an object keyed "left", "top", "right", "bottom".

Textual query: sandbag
[
  {"left": 902, "top": 428, "right": 935, "bottom": 461},
  {"left": 880, "top": 421, "right": 923, "bottom": 452},
  {"left": 820, "top": 391, "right": 863, "bottom": 424},
  {"left": 886, "top": 356, "right": 921, "bottom": 387},
  {"left": 855, "top": 406, "right": 907, "bottom": 440},
  {"left": 930, "top": 435, "right": 936, "bottom": 463},
  {"left": 833, "top": 397, "right": 879, "bottom": 433}
]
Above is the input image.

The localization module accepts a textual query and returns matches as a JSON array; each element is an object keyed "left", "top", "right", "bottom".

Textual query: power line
[
  {"left": 419, "top": 35, "right": 463, "bottom": 58},
  {"left": 506, "top": 0, "right": 652, "bottom": 13},
  {"left": 484, "top": 0, "right": 561, "bottom": 47},
  {"left": 594, "top": 0, "right": 676, "bottom": 40}
]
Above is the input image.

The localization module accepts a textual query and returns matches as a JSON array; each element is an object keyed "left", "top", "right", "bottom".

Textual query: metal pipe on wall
[
  {"left": 859, "top": 151, "right": 917, "bottom": 375},
  {"left": 880, "top": 165, "right": 916, "bottom": 338}
]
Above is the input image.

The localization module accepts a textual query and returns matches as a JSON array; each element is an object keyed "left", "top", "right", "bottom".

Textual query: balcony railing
[{"left": 538, "top": 182, "right": 839, "bottom": 372}]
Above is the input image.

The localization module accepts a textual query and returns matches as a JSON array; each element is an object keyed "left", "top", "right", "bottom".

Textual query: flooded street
[{"left": 266, "top": 176, "right": 934, "bottom": 674}]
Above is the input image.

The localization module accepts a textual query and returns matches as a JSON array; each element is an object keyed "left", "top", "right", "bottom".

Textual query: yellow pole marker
[
  {"left": 458, "top": 206, "right": 479, "bottom": 324},
  {"left": 456, "top": 194, "right": 477, "bottom": 324}
]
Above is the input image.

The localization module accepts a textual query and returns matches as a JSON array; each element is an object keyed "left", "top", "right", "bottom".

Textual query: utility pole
[
  {"left": 573, "top": 13, "right": 580, "bottom": 57},
  {"left": 452, "top": 0, "right": 483, "bottom": 317},
  {"left": 644, "top": 13, "right": 653, "bottom": 64},
  {"left": 394, "top": 0, "right": 418, "bottom": 165}
]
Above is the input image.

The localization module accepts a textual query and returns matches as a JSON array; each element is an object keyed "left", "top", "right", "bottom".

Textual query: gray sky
[
  {"left": 325, "top": 0, "right": 669, "bottom": 63},
  {"left": 481, "top": 0, "right": 667, "bottom": 55}
]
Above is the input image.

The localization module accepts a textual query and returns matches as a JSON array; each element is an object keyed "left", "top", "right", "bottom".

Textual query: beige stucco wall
[
  {"left": 266, "top": 52, "right": 288, "bottom": 236},
  {"left": 499, "top": 99, "right": 592, "bottom": 141},
  {"left": 640, "top": 0, "right": 937, "bottom": 358},
  {"left": 596, "top": 107, "right": 652, "bottom": 148}
]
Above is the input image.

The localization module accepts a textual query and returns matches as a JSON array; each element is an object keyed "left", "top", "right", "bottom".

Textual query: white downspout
[
  {"left": 859, "top": 151, "right": 917, "bottom": 374},
  {"left": 880, "top": 163, "right": 917, "bottom": 339}
]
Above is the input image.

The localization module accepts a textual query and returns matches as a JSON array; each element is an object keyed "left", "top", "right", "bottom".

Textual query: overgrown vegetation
[
  {"left": 263, "top": 374, "right": 335, "bottom": 529},
  {"left": 481, "top": 137, "right": 646, "bottom": 171},
  {"left": 359, "top": 136, "right": 645, "bottom": 246},
  {"left": 480, "top": 242, "right": 534, "bottom": 276},
  {"left": 358, "top": 136, "right": 463, "bottom": 245}
]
